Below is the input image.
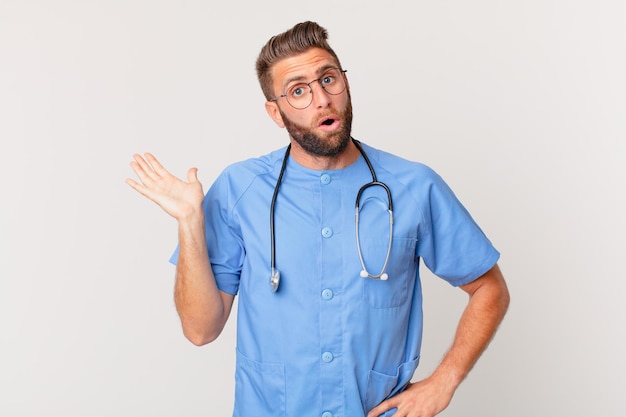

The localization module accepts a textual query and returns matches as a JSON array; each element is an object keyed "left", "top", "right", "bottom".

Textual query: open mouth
[{"left": 317, "top": 114, "right": 341, "bottom": 132}]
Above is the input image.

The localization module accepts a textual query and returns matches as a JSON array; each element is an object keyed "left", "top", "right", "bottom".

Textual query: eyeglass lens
[{"left": 285, "top": 68, "right": 346, "bottom": 109}]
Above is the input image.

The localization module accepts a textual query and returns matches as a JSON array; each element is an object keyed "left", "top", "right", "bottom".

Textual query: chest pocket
[{"left": 361, "top": 237, "right": 418, "bottom": 308}]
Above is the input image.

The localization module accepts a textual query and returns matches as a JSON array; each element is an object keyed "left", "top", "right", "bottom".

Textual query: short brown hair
[{"left": 255, "top": 21, "right": 342, "bottom": 101}]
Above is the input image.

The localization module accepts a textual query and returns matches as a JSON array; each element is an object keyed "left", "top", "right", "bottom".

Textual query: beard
[{"left": 280, "top": 98, "right": 353, "bottom": 157}]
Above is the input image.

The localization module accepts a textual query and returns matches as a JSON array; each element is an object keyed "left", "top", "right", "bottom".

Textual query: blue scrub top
[{"left": 171, "top": 142, "right": 500, "bottom": 417}]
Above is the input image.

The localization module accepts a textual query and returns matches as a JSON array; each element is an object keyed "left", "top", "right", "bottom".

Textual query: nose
[{"left": 309, "top": 80, "right": 332, "bottom": 108}]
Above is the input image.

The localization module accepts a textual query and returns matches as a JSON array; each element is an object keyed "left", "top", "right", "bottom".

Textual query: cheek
[
  {"left": 285, "top": 110, "right": 313, "bottom": 128},
  {"left": 337, "top": 94, "right": 350, "bottom": 111},
  {"left": 298, "top": 113, "right": 314, "bottom": 127}
]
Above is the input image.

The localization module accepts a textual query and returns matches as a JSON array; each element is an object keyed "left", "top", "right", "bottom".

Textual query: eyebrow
[{"left": 282, "top": 64, "right": 338, "bottom": 88}]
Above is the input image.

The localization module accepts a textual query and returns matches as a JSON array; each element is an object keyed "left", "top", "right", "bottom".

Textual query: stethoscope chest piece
[{"left": 270, "top": 269, "right": 281, "bottom": 293}]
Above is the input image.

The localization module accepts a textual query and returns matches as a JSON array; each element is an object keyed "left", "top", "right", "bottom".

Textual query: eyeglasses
[{"left": 270, "top": 68, "right": 347, "bottom": 109}]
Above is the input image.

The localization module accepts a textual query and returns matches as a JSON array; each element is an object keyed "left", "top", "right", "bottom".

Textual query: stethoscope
[{"left": 270, "top": 138, "right": 394, "bottom": 293}]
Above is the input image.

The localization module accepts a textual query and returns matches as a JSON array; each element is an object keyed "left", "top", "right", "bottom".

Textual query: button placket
[{"left": 318, "top": 170, "right": 343, "bottom": 415}]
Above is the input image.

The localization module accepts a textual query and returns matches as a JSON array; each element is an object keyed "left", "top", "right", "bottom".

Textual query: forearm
[
  {"left": 431, "top": 265, "right": 510, "bottom": 389},
  {"left": 366, "top": 266, "right": 509, "bottom": 417},
  {"left": 174, "top": 209, "right": 231, "bottom": 345}
]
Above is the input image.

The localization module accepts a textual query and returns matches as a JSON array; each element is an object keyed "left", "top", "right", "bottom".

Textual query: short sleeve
[
  {"left": 168, "top": 171, "right": 244, "bottom": 295},
  {"left": 416, "top": 170, "right": 500, "bottom": 286}
]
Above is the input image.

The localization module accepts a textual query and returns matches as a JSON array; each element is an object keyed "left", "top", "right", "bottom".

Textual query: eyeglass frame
[{"left": 268, "top": 68, "right": 348, "bottom": 109}]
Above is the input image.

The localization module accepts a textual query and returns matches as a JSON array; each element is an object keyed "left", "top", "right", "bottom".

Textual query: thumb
[{"left": 186, "top": 167, "right": 199, "bottom": 183}]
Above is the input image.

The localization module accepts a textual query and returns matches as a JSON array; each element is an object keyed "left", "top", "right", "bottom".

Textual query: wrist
[
  {"left": 429, "top": 364, "right": 465, "bottom": 393},
  {"left": 177, "top": 206, "right": 205, "bottom": 230}
]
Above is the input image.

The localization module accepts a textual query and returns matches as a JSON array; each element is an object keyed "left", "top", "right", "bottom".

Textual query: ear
[{"left": 265, "top": 101, "right": 285, "bottom": 128}]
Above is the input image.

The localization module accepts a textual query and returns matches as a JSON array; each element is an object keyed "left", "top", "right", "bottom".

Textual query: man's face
[{"left": 266, "top": 48, "right": 353, "bottom": 157}]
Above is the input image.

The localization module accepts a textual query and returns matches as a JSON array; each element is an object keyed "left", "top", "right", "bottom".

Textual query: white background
[{"left": 1, "top": 1, "right": 624, "bottom": 416}]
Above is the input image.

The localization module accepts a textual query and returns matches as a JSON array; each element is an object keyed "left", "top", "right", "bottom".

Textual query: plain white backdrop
[{"left": 1, "top": 1, "right": 624, "bottom": 416}]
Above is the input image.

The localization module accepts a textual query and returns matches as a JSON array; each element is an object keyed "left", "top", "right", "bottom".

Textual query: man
[{"left": 126, "top": 21, "right": 509, "bottom": 417}]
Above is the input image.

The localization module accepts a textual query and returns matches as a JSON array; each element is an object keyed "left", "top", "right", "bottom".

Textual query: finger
[
  {"left": 125, "top": 177, "right": 142, "bottom": 191},
  {"left": 132, "top": 153, "right": 159, "bottom": 182},
  {"left": 126, "top": 176, "right": 166, "bottom": 206},
  {"left": 125, "top": 177, "right": 152, "bottom": 199},
  {"left": 367, "top": 399, "right": 399, "bottom": 417},
  {"left": 129, "top": 159, "right": 157, "bottom": 187},
  {"left": 367, "top": 403, "right": 388, "bottom": 417},
  {"left": 378, "top": 407, "right": 400, "bottom": 417},
  {"left": 144, "top": 152, "right": 171, "bottom": 178}
]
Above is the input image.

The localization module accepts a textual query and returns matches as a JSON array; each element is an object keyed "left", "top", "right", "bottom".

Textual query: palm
[{"left": 126, "top": 153, "right": 205, "bottom": 220}]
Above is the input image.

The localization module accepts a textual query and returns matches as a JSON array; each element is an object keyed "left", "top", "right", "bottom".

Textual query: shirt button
[
  {"left": 321, "top": 289, "right": 334, "bottom": 300},
  {"left": 321, "top": 227, "right": 333, "bottom": 238},
  {"left": 322, "top": 412, "right": 333, "bottom": 417},
  {"left": 322, "top": 352, "right": 334, "bottom": 363},
  {"left": 320, "top": 173, "right": 332, "bottom": 185}
]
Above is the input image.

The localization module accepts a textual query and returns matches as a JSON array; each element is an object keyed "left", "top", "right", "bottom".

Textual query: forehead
[{"left": 271, "top": 48, "right": 339, "bottom": 88}]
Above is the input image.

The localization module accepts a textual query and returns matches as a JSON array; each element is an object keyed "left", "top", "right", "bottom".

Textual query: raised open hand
[{"left": 125, "top": 153, "right": 205, "bottom": 221}]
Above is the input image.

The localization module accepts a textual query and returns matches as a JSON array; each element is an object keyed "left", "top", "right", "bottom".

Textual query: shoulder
[
  {"left": 357, "top": 141, "right": 462, "bottom": 214},
  {"left": 222, "top": 146, "right": 287, "bottom": 177},
  {"left": 212, "top": 147, "right": 287, "bottom": 193},
  {"left": 358, "top": 141, "right": 444, "bottom": 185}
]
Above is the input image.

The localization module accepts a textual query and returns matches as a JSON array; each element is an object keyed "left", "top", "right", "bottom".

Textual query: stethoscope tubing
[
  {"left": 269, "top": 144, "right": 291, "bottom": 293},
  {"left": 355, "top": 182, "right": 394, "bottom": 280},
  {"left": 270, "top": 138, "right": 394, "bottom": 292}
]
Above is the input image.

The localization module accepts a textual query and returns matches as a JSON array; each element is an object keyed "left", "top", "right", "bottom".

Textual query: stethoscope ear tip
[{"left": 360, "top": 270, "right": 389, "bottom": 280}]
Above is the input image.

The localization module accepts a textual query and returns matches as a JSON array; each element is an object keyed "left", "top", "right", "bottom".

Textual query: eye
[
  {"left": 321, "top": 75, "right": 335, "bottom": 85},
  {"left": 289, "top": 84, "right": 308, "bottom": 98}
]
